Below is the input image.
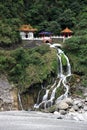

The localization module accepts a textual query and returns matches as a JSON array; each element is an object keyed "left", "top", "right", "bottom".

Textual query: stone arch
[{"left": 45, "top": 40, "right": 50, "bottom": 43}]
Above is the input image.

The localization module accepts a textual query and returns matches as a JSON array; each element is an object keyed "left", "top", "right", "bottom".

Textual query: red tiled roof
[
  {"left": 61, "top": 27, "right": 73, "bottom": 33},
  {"left": 19, "top": 24, "right": 37, "bottom": 32}
]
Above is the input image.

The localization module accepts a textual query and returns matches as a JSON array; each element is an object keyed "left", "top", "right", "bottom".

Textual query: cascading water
[
  {"left": 34, "top": 43, "right": 71, "bottom": 109},
  {"left": 18, "top": 92, "right": 23, "bottom": 110}
]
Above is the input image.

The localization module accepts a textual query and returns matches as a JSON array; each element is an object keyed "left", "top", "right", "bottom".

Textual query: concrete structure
[
  {"left": 19, "top": 25, "right": 72, "bottom": 48},
  {"left": 21, "top": 36, "right": 72, "bottom": 48},
  {"left": 19, "top": 24, "right": 37, "bottom": 40}
]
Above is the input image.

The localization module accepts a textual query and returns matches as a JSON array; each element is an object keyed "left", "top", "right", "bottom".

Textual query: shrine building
[
  {"left": 19, "top": 24, "right": 37, "bottom": 40},
  {"left": 61, "top": 27, "right": 73, "bottom": 37}
]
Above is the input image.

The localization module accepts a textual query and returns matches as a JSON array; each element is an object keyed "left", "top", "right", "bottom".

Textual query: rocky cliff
[{"left": 0, "top": 75, "right": 18, "bottom": 111}]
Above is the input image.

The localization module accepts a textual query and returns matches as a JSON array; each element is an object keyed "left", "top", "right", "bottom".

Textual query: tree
[
  {"left": 46, "top": 21, "right": 61, "bottom": 35},
  {"left": 58, "top": 9, "right": 76, "bottom": 29},
  {"left": 0, "top": 20, "right": 21, "bottom": 47}
]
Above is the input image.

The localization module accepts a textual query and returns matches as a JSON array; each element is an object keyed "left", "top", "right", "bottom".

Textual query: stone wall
[
  {"left": 52, "top": 37, "right": 64, "bottom": 43},
  {"left": 22, "top": 40, "right": 43, "bottom": 48},
  {"left": 22, "top": 37, "right": 64, "bottom": 48}
]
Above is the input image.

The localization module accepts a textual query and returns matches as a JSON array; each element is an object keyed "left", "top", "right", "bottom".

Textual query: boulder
[
  {"left": 77, "top": 102, "right": 83, "bottom": 108},
  {"left": 59, "top": 110, "right": 67, "bottom": 115},
  {"left": 83, "top": 106, "right": 87, "bottom": 111},
  {"left": 54, "top": 111, "right": 60, "bottom": 115},
  {"left": 73, "top": 105, "right": 79, "bottom": 111},
  {"left": 69, "top": 108, "right": 75, "bottom": 112},
  {"left": 54, "top": 111, "right": 64, "bottom": 119},
  {"left": 56, "top": 101, "right": 69, "bottom": 110},
  {"left": 63, "top": 98, "right": 73, "bottom": 105},
  {"left": 73, "top": 99, "right": 81, "bottom": 105}
]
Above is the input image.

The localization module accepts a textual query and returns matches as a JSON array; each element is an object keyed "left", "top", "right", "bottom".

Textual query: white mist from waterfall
[{"left": 34, "top": 44, "right": 71, "bottom": 109}]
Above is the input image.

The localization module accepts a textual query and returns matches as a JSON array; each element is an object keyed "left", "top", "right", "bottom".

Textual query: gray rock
[
  {"left": 73, "top": 105, "right": 79, "bottom": 111},
  {"left": 0, "top": 99, "right": 3, "bottom": 107},
  {"left": 73, "top": 99, "right": 81, "bottom": 105},
  {"left": 59, "top": 110, "right": 67, "bottom": 115},
  {"left": 63, "top": 98, "right": 73, "bottom": 106},
  {"left": 69, "top": 108, "right": 75, "bottom": 112},
  {"left": 79, "top": 109, "right": 85, "bottom": 113},
  {"left": 54, "top": 111, "right": 64, "bottom": 119},
  {"left": 85, "top": 102, "right": 87, "bottom": 105},
  {"left": 77, "top": 102, "right": 83, "bottom": 108},
  {"left": 0, "top": 75, "right": 15, "bottom": 111},
  {"left": 57, "top": 116, "right": 63, "bottom": 119},
  {"left": 85, "top": 97, "right": 87, "bottom": 102},
  {"left": 83, "top": 88, "right": 87, "bottom": 97},
  {"left": 57, "top": 102, "right": 69, "bottom": 110},
  {"left": 54, "top": 111, "right": 60, "bottom": 116},
  {"left": 65, "top": 112, "right": 85, "bottom": 121},
  {"left": 83, "top": 106, "right": 87, "bottom": 111},
  {"left": 84, "top": 93, "right": 87, "bottom": 97}
]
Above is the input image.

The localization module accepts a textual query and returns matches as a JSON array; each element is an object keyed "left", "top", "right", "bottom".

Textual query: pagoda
[
  {"left": 19, "top": 24, "right": 37, "bottom": 40},
  {"left": 61, "top": 27, "right": 73, "bottom": 37}
]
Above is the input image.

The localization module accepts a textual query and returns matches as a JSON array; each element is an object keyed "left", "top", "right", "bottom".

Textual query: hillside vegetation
[
  {"left": 0, "top": 45, "right": 58, "bottom": 92},
  {"left": 0, "top": 0, "right": 87, "bottom": 46},
  {"left": 0, "top": 0, "right": 87, "bottom": 92}
]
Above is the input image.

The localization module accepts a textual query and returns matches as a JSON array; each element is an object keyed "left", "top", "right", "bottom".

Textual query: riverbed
[{"left": 0, "top": 111, "right": 87, "bottom": 130}]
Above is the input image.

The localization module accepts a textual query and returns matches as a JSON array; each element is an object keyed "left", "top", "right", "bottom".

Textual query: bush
[
  {"left": 0, "top": 20, "right": 21, "bottom": 47},
  {"left": 64, "top": 34, "right": 87, "bottom": 87},
  {"left": 0, "top": 45, "right": 58, "bottom": 92}
]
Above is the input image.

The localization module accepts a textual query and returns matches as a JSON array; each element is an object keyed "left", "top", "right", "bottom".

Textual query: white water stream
[
  {"left": 18, "top": 92, "right": 23, "bottom": 110},
  {"left": 34, "top": 43, "right": 71, "bottom": 109}
]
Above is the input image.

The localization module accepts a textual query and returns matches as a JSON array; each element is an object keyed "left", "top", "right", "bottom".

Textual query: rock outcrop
[{"left": 0, "top": 75, "right": 18, "bottom": 111}]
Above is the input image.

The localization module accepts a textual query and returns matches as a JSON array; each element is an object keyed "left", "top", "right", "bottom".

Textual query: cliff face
[
  {"left": 0, "top": 44, "right": 58, "bottom": 110},
  {"left": 0, "top": 43, "right": 86, "bottom": 111},
  {"left": 0, "top": 75, "right": 18, "bottom": 111}
]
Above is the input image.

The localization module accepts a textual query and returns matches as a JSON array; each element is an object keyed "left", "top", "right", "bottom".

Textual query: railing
[{"left": 21, "top": 36, "right": 72, "bottom": 41}]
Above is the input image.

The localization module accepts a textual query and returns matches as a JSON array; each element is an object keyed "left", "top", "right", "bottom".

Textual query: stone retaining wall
[{"left": 22, "top": 37, "right": 64, "bottom": 48}]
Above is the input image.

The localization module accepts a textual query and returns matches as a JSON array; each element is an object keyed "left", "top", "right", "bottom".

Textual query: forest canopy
[
  {"left": 0, "top": 0, "right": 87, "bottom": 90},
  {"left": 0, "top": 0, "right": 87, "bottom": 46}
]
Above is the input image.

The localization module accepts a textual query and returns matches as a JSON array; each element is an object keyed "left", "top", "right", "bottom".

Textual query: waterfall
[
  {"left": 43, "top": 89, "right": 49, "bottom": 101},
  {"left": 62, "top": 52, "right": 71, "bottom": 76},
  {"left": 57, "top": 54, "right": 63, "bottom": 78},
  {"left": 34, "top": 43, "right": 71, "bottom": 109},
  {"left": 18, "top": 92, "right": 23, "bottom": 110}
]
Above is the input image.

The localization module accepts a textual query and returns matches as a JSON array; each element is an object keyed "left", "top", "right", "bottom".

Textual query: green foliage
[
  {"left": 55, "top": 85, "right": 64, "bottom": 99},
  {"left": 75, "top": 6, "right": 87, "bottom": 36},
  {"left": 0, "top": 45, "right": 57, "bottom": 92},
  {"left": 64, "top": 34, "right": 87, "bottom": 87},
  {"left": 0, "top": 0, "right": 87, "bottom": 90},
  {"left": 65, "top": 35, "right": 87, "bottom": 52},
  {"left": 61, "top": 54, "right": 67, "bottom": 66},
  {"left": 58, "top": 9, "right": 76, "bottom": 28},
  {"left": 81, "top": 75, "right": 87, "bottom": 87},
  {"left": 0, "top": 0, "right": 86, "bottom": 47},
  {"left": 46, "top": 21, "right": 61, "bottom": 35},
  {"left": 30, "top": 45, "right": 50, "bottom": 55},
  {"left": 0, "top": 20, "right": 21, "bottom": 47}
]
